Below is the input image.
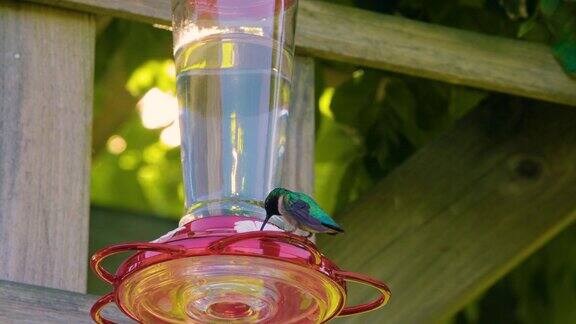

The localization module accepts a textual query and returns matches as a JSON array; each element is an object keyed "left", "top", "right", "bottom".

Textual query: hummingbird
[{"left": 260, "top": 188, "right": 344, "bottom": 235}]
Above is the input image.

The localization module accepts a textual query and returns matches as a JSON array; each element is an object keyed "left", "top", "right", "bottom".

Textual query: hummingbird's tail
[
  {"left": 260, "top": 214, "right": 273, "bottom": 231},
  {"left": 321, "top": 222, "right": 344, "bottom": 234}
]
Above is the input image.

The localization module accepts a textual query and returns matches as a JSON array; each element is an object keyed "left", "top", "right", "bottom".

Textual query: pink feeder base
[{"left": 90, "top": 216, "right": 390, "bottom": 323}]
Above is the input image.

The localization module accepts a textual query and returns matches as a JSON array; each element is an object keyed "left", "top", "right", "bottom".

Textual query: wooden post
[{"left": 0, "top": 1, "right": 94, "bottom": 293}]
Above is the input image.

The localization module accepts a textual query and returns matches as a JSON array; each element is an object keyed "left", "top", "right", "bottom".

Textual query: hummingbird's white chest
[{"left": 278, "top": 195, "right": 299, "bottom": 229}]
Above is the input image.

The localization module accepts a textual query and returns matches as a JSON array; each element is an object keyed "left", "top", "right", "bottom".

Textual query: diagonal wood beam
[
  {"left": 320, "top": 100, "right": 576, "bottom": 323},
  {"left": 0, "top": 280, "right": 130, "bottom": 323},
  {"left": 22, "top": 0, "right": 576, "bottom": 106}
]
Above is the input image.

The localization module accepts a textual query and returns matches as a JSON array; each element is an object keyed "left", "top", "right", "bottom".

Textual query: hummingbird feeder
[{"left": 90, "top": 1, "right": 390, "bottom": 323}]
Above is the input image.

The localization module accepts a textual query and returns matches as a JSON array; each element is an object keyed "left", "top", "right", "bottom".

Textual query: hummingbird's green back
[{"left": 284, "top": 191, "right": 342, "bottom": 230}]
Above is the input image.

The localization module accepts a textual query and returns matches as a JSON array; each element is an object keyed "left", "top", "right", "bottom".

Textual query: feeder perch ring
[
  {"left": 207, "top": 231, "right": 324, "bottom": 266},
  {"left": 90, "top": 242, "right": 187, "bottom": 285}
]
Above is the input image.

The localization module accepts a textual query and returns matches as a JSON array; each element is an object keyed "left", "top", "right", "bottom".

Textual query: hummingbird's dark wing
[
  {"left": 287, "top": 192, "right": 344, "bottom": 233},
  {"left": 284, "top": 198, "right": 330, "bottom": 233}
]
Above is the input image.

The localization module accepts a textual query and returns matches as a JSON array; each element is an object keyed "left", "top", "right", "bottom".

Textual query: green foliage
[
  {"left": 315, "top": 86, "right": 367, "bottom": 213},
  {"left": 517, "top": 15, "right": 538, "bottom": 37},
  {"left": 91, "top": 20, "right": 183, "bottom": 218},
  {"left": 554, "top": 39, "right": 576, "bottom": 75},
  {"left": 495, "top": 0, "right": 576, "bottom": 76},
  {"left": 314, "top": 65, "right": 488, "bottom": 212},
  {"left": 540, "top": 0, "right": 561, "bottom": 17},
  {"left": 538, "top": 0, "right": 576, "bottom": 77},
  {"left": 510, "top": 226, "right": 576, "bottom": 324},
  {"left": 544, "top": 0, "right": 576, "bottom": 76},
  {"left": 94, "top": 20, "right": 172, "bottom": 117},
  {"left": 447, "top": 224, "right": 576, "bottom": 324},
  {"left": 91, "top": 114, "right": 184, "bottom": 217},
  {"left": 126, "top": 59, "right": 176, "bottom": 96}
]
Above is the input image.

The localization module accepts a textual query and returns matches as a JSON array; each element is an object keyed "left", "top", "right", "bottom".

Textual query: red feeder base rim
[{"left": 90, "top": 216, "right": 390, "bottom": 323}]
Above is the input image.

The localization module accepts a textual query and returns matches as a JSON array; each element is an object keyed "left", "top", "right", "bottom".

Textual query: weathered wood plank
[
  {"left": 282, "top": 56, "right": 315, "bottom": 195},
  {"left": 0, "top": 1, "right": 94, "bottom": 292},
  {"left": 321, "top": 101, "right": 576, "bottom": 323},
  {"left": 296, "top": 1, "right": 576, "bottom": 106},
  {"left": 0, "top": 280, "right": 130, "bottom": 323},
  {"left": 24, "top": 0, "right": 166, "bottom": 25},
  {"left": 23, "top": 0, "right": 576, "bottom": 106}
]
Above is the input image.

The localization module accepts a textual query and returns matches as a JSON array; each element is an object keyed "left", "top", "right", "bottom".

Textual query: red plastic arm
[
  {"left": 336, "top": 270, "right": 391, "bottom": 317},
  {"left": 90, "top": 293, "right": 116, "bottom": 324},
  {"left": 90, "top": 242, "right": 186, "bottom": 284}
]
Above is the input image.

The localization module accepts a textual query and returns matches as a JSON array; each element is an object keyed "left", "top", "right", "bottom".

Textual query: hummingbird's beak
[{"left": 260, "top": 213, "right": 272, "bottom": 231}]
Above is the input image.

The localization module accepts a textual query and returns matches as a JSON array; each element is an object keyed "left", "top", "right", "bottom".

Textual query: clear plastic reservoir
[{"left": 172, "top": 0, "right": 298, "bottom": 224}]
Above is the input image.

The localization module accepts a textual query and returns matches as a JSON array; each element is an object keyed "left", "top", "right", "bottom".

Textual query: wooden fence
[{"left": 1, "top": 0, "right": 575, "bottom": 323}]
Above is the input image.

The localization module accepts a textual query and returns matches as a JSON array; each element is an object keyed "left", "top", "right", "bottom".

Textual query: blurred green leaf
[
  {"left": 518, "top": 15, "right": 538, "bottom": 37},
  {"left": 330, "top": 70, "right": 381, "bottom": 133},
  {"left": 448, "top": 87, "right": 489, "bottom": 120},
  {"left": 540, "top": 0, "right": 561, "bottom": 17},
  {"left": 126, "top": 60, "right": 176, "bottom": 96},
  {"left": 509, "top": 225, "right": 576, "bottom": 324},
  {"left": 383, "top": 79, "right": 426, "bottom": 146},
  {"left": 315, "top": 89, "right": 365, "bottom": 213},
  {"left": 553, "top": 37, "right": 576, "bottom": 77},
  {"left": 539, "top": 0, "right": 576, "bottom": 77},
  {"left": 333, "top": 157, "right": 374, "bottom": 212},
  {"left": 91, "top": 110, "right": 183, "bottom": 217}
]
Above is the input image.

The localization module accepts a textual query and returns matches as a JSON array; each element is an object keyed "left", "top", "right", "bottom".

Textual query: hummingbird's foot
[{"left": 305, "top": 231, "right": 314, "bottom": 239}]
